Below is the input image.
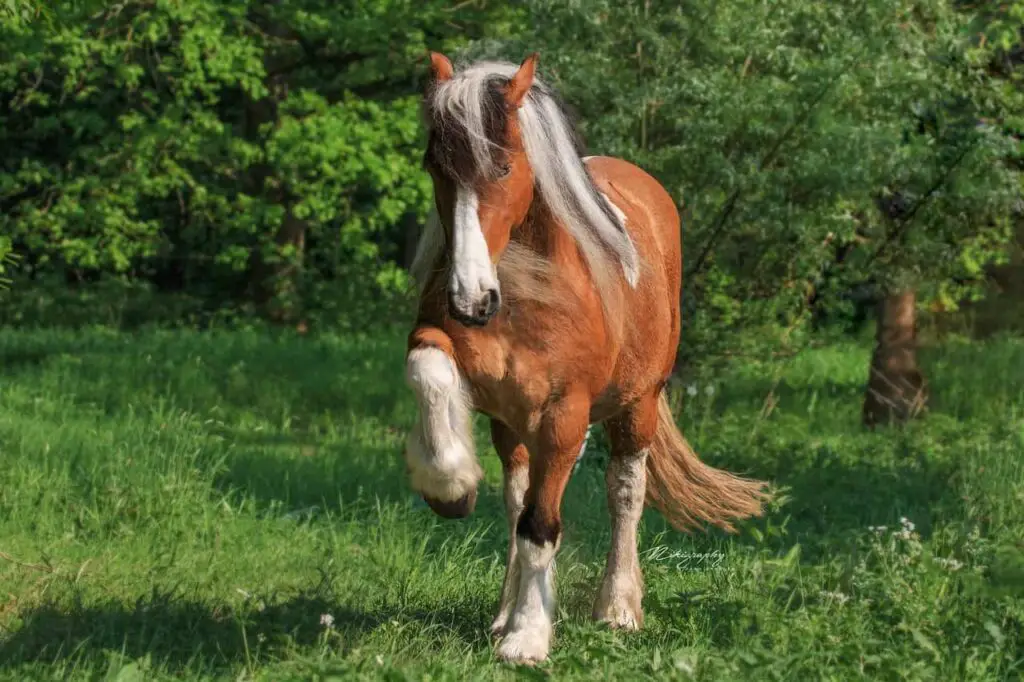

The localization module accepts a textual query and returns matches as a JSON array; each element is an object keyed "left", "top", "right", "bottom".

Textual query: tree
[
  {"left": 0, "top": 1, "right": 525, "bottom": 324},
  {"left": 478, "top": 0, "right": 1020, "bottom": 410},
  {"left": 863, "top": 0, "right": 1023, "bottom": 426}
]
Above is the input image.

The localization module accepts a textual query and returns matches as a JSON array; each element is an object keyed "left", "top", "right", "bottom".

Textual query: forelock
[{"left": 424, "top": 65, "right": 514, "bottom": 184}]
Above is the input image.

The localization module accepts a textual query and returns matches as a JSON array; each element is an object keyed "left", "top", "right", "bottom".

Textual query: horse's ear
[
  {"left": 428, "top": 52, "right": 454, "bottom": 83},
  {"left": 506, "top": 52, "right": 538, "bottom": 109}
]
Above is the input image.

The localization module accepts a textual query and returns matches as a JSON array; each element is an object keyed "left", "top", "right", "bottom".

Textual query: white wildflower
[
  {"left": 686, "top": 383, "right": 698, "bottom": 397},
  {"left": 704, "top": 384, "right": 716, "bottom": 397},
  {"left": 820, "top": 590, "right": 850, "bottom": 605},
  {"left": 893, "top": 517, "right": 918, "bottom": 541},
  {"left": 320, "top": 613, "right": 335, "bottom": 629},
  {"left": 674, "top": 655, "right": 697, "bottom": 675},
  {"left": 935, "top": 557, "right": 963, "bottom": 572}
]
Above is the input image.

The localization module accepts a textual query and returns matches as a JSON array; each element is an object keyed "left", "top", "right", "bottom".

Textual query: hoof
[
  {"left": 495, "top": 628, "right": 551, "bottom": 665},
  {"left": 422, "top": 488, "right": 477, "bottom": 519},
  {"left": 594, "top": 606, "right": 643, "bottom": 631},
  {"left": 593, "top": 583, "right": 644, "bottom": 631}
]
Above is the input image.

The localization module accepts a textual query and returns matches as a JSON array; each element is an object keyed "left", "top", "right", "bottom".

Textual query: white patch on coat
[{"left": 448, "top": 185, "right": 499, "bottom": 314}]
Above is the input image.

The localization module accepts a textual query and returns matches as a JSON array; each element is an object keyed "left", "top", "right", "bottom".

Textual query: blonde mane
[{"left": 411, "top": 59, "right": 641, "bottom": 311}]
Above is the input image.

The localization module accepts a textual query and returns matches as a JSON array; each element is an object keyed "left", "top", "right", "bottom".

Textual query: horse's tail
[{"left": 645, "top": 391, "right": 770, "bottom": 533}]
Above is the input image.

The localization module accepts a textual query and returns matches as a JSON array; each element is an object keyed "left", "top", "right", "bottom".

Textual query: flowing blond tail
[{"left": 645, "top": 391, "right": 770, "bottom": 533}]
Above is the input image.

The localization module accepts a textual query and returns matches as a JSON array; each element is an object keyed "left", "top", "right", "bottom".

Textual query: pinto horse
[{"left": 404, "top": 51, "right": 769, "bottom": 664}]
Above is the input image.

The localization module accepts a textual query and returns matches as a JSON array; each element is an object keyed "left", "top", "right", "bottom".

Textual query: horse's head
[{"left": 422, "top": 52, "right": 539, "bottom": 327}]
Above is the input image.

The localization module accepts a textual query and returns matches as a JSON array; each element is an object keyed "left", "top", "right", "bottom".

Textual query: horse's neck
[{"left": 517, "top": 199, "right": 580, "bottom": 268}]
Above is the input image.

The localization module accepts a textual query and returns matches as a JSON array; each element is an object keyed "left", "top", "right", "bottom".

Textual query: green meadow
[{"left": 1, "top": 326, "right": 1022, "bottom": 680}]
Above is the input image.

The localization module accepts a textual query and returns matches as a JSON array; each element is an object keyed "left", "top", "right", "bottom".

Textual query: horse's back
[{"left": 583, "top": 155, "right": 681, "bottom": 290}]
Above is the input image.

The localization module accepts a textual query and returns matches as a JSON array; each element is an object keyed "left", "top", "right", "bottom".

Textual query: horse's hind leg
[
  {"left": 405, "top": 329, "right": 483, "bottom": 517},
  {"left": 592, "top": 391, "right": 658, "bottom": 631},
  {"left": 489, "top": 419, "right": 529, "bottom": 636}
]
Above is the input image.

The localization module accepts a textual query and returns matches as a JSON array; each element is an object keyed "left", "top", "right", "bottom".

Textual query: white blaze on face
[{"left": 448, "top": 185, "right": 499, "bottom": 315}]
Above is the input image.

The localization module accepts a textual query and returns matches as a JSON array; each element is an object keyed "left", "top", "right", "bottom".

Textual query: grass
[{"left": 0, "top": 325, "right": 1022, "bottom": 680}]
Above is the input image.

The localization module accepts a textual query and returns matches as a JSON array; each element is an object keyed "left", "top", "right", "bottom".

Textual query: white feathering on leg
[{"left": 404, "top": 347, "right": 483, "bottom": 501}]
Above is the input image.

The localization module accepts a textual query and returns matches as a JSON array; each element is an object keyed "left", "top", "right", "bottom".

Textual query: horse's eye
[{"left": 498, "top": 162, "right": 512, "bottom": 178}]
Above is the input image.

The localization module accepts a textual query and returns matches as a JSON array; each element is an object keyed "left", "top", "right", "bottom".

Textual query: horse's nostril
[{"left": 484, "top": 288, "right": 500, "bottom": 313}]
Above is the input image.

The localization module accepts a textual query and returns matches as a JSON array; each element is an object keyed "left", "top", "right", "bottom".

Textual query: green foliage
[
  {"left": 1, "top": 327, "right": 1023, "bottom": 678},
  {"left": 0, "top": 0, "right": 47, "bottom": 27},
  {"left": 467, "top": 0, "right": 1022, "bottom": 366},
  {"left": 2, "top": 0, "right": 1021, "bottom": 358},
  {"left": 970, "top": 0, "right": 1024, "bottom": 53},
  {"left": 0, "top": 0, "right": 524, "bottom": 320},
  {"left": 0, "top": 236, "right": 14, "bottom": 289}
]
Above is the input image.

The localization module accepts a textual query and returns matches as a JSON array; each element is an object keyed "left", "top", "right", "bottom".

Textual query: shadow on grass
[
  {"left": 743, "top": 442, "right": 959, "bottom": 543},
  {"left": 0, "top": 328, "right": 411, "bottom": 425},
  {"left": 0, "top": 592, "right": 491, "bottom": 673},
  {"left": 0, "top": 347, "right": 55, "bottom": 374},
  {"left": 211, "top": 425, "right": 515, "bottom": 562},
  {"left": 0, "top": 434, "right": 510, "bottom": 674},
  {"left": 698, "top": 376, "right": 868, "bottom": 418},
  {"left": 213, "top": 434, "right": 410, "bottom": 511},
  {"left": 213, "top": 423, "right": 497, "bottom": 501},
  {"left": 621, "top": 408, "right": 969, "bottom": 568}
]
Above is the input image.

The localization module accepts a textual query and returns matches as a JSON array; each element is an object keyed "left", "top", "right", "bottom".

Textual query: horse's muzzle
[{"left": 447, "top": 288, "right": 500, "bottom": 327}]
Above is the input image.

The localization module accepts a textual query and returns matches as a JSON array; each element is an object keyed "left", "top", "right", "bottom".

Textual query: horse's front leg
[
  {"left": 404, "top": 327, "right": 483, "bottom": 518},
  {"left": 495, "top": 391, "right": 591, "bottom": 665},
  {"left": 489, "top": 419, "right": 529, "bottom": 637}
]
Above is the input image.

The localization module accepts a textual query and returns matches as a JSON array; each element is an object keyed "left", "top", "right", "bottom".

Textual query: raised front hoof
[
  {"left": 422, "top": 489, "right": 477, "bottom": 519},
  {"left": 495, "top": 629, "right": 551, "bottom": 665}
]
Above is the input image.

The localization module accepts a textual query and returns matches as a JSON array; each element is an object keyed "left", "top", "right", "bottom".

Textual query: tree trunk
[
  {"left": 862, "top": 289, "right": 928, "bottom": 427},
  {"left": 242, "top": 56, "right": 308, "bottom": 324},
  {"left": 402, "top": 212, "right": 422, "bottom": 271}
]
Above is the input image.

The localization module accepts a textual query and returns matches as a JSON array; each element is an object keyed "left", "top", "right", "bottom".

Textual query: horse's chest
[{"left": 451, "top": 332, "right": 550, "bottom": 429}]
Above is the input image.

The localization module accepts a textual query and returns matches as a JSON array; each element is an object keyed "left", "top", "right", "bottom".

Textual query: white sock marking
[
  {"left": 496, "top": 535, "right": 557, "bottom": 663},
  {"left": 491, "top": 466, "right": 529, "bottom": 635},
  {"left": 593, "top": 449, "right": 648, "bottom": 630}
]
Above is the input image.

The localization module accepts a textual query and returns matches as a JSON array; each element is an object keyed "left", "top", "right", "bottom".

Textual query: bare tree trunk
[{"left": 862, "top": 289, "right": 928, "bottom": 427}]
